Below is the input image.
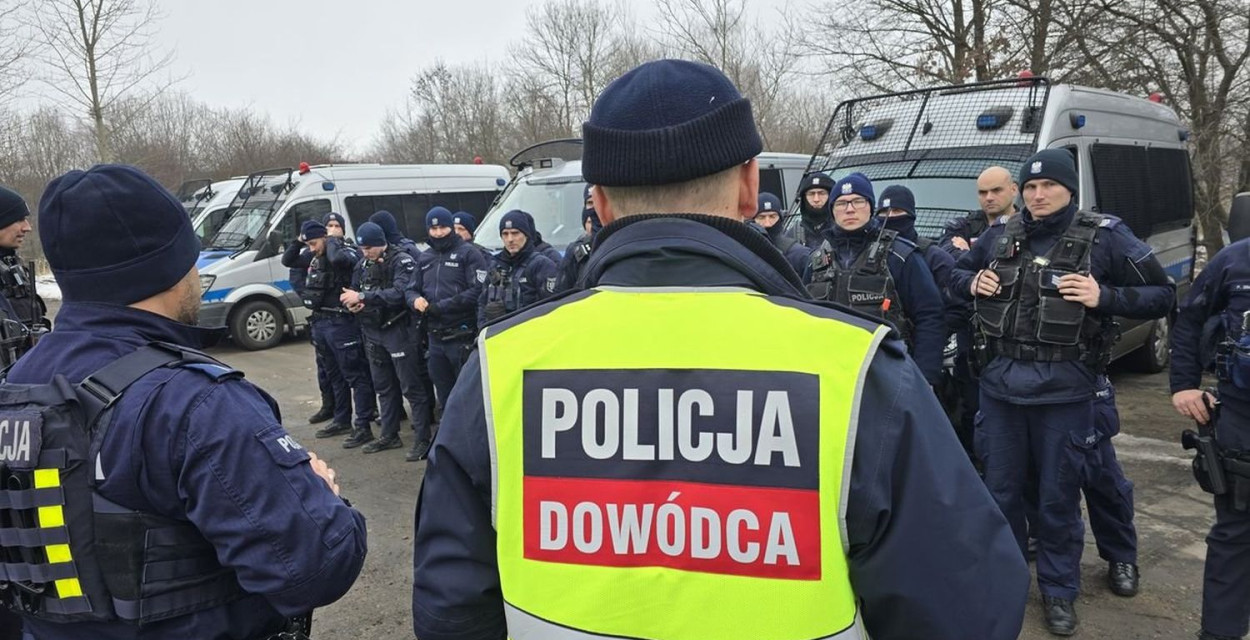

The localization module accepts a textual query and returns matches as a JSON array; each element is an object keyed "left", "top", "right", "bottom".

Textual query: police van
[
  {"left": 797, "top": 76, "right": 1197, "bottom": 372},
  {"left": 197, "top": 162, "right": 509, "bottom": 350},
  {"left": 476, "top": 139, "right": 812, "bottom": 253},
  {"left": 186, "top": 178, "right": 247, "bottom": 245}
]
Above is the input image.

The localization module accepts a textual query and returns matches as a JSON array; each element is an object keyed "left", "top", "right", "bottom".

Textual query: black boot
[
  {"left": 314, "top": 422, "right": 352, "bottom": 439},
  {"left": 362, "top": 435, "right": 403, "bottom": 454},
  {"left": 1108, "top": 562, "right": 1139, "bottom": 597},
  {"left": 342, "top": 429, "right": 374, "bottom": 449},
  {"left": 1198, "top": 631, "right": 1242, "bottom": 640},
  {"left": 308, "top": 387, "right": 336, "bottom": 424},
  {"left": 406, "top": 438, "right": 432, "bottom": 462},
  {"left": 1042, "top": 596, "right": 1077, "bottom": 636}
]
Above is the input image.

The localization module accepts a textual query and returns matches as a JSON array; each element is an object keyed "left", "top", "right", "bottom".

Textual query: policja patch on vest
[
  {"left": 0, "top": 411, "right": 41, "bottom": 467},
  {"left": 521, "top": 368, "right": 821, "bottom": 580}
]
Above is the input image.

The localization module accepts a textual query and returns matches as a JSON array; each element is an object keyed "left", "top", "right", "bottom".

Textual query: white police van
[
  {"left": 197, "top": 163, "right": 509, "bottom": 350},
  {"left": 799, "top": 77, "right": 1197, "bottom": 372},
  {"left": 476, "top": 139, "right": 811, "bottom": 252},
  {"left": 188, "top": 178, "right": 247, "bottom": 245}
]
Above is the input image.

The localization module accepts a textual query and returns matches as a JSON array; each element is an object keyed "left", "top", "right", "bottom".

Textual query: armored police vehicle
[
  {"left": 197, "top": 162, "right": 509, "bottom": 350},
  {"left": 476, "top": 139, "right": 812, "bottom": 253},
  {"left": 797, "top": 76, "right": 1197, "bottom": 372}
]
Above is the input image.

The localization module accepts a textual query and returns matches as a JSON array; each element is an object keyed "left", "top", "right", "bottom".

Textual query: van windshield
[
  {"left": 206, "top": 204, "right": 276, "bottom": 251},
  {"left": 477, "top": 177, "right": 587, "bottom": 252}
]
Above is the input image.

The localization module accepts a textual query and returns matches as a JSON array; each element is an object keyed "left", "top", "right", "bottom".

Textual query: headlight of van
[{"left": 199, "top": 275, "right": 216, "bottom": 293}]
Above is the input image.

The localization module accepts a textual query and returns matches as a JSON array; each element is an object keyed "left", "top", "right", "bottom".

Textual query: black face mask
[
  {"left": 800, "top": 198, "right": 831, "bottom": 228},
  {"left": 583, "top": 208, "right": 603, "bottom": 233},
  {"left": 881, "top": 214, "right": 917, "bottom": 240},
  {"left": 428, "top": 233, "right": 458, "bottom": 253}
]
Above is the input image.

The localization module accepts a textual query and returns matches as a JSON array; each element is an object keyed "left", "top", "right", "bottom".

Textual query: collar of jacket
[
  {"left": 499, "top": 241, "right": 535, "bottom": 266},
  {"left": 583, "top": 213, "right": 807, "bottom": 297},
  {"left": 50, "top": 301, "right": 226, "bottom": 349},
  {"left": 1022, "top": 201, "right": 1078, "bottom": 237}
]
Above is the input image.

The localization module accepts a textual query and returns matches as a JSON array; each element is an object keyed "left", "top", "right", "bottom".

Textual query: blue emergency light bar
[{"left": 977, "top": 107, "right": 1015, "bottom": 131}]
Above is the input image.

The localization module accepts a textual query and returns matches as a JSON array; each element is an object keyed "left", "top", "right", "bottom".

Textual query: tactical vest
[
  {"left": 806, "top": 230, "right": 911, "bottom": 339},
  {"left": 479, "top": 287, "right": 883, "bottom": 640},
  {"left": 302, "top": 241, "right": 354, "bottom": 313},
  {"left": 483, "top": 254, "right": 540, "bottom": 323},
  {"left": 0, "top": 343, "right": 246, "bottom": 624},
  {"left": 0, "top": 256, "right": 43, "bottom": 329},
  {"left": 357, "top": 246, "right": 407, "bottom": 330},
  {"left": 974, "top": 211, "right": 1111, "bottom": 365},
  {"left": 965, "top": 211, "right": 989, "bottom": 241}
]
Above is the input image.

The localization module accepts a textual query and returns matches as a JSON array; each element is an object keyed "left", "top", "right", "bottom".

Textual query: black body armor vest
[
  {"left": 807, "top": 229, "right": 911, "bottom": 339},
  {"left": 301, "top": 241, "right": 354, "bottom": 313}
]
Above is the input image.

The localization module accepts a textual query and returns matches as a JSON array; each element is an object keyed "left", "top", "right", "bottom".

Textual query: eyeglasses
[{"left": 833, "top": 198, "right": 870, "bottom": 211}]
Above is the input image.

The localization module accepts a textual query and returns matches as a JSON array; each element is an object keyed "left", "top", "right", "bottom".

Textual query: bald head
[{"left": 977, "top": 166, "right": 1018, "bottom": 220}]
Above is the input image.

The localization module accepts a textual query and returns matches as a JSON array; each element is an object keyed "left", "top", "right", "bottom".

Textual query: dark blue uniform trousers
[
  {"left": 978, "top": 395, "right": 1094, "bottom": 601},
  {"left": 311, "top": 315, "right": 377, "bottom": 427},
  {"left": 427, "top": 334, "right": 471, "bottom": 410},
  {"left": 1203, "top": 396, "right": 1250, "bottom": 637},
  {"left": 364, "top": 322, "right": 432, "bottom": 442}
]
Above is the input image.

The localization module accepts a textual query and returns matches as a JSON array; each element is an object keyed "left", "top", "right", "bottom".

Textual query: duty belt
[
  {"left": 990, "top": 339, "right": 1083, "bottom": 362},
  {"left": 310, "top": 308, "right": 351, "bottom": 320}
]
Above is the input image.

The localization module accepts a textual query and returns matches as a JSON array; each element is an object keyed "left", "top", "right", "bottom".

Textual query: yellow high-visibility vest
[{"left": 479, "top": 286, "right": 888, "bottom": 640}]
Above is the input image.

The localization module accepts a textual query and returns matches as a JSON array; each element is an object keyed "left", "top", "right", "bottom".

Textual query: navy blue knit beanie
[
  {"left": 39, "top": 164, "right": 200, "bottom": 305},
  {"left": 1020, "top": 149, "right": 1079, "bottom": 195},
  {"left": 582, "top": 59, "right": 763, "bottom": 186},
  {"left": 426, "top": 206, "right": 452, "bottom": 229},
  {"left": 0, "top": 185, "right": 29, "bottom": 229},
  {"left": 369, "top": 210, "right": 404, "bottom": 243},
  {"left": 757, "top": 192, "right": 783, "bottom": 215},
  {"left": 877, "top": 185, "right": 916, "bottom": 217},
  {"left": 356, "top": 221, "right": 387, "bottom": 247},
  {"left": 452, "top": 211, "right": 477, "bottom": 233},
  {"left": 832, "top": 173, "right": 875, "bottom": 204},
  {"left": 301, "top": 219, "right": 327, "bottom": 240},
  {"left": 323, "top": 211, "right": 346, "bottom": 227},
  {"left": 499, "top": 210, "right": 535, "bottom": 239},
  {"left": 798, "top": 173, "right": 833, "bottom": 197}
]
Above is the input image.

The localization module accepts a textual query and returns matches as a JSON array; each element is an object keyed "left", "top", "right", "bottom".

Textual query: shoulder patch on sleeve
[
  {"left": 256, "top": 426, "right": 311, "bottom": 468},
  {"left": 179, "top": 362, "right": 243, "bottom": 381}
]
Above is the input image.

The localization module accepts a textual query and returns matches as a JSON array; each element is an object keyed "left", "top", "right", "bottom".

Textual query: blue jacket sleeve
[
  {"left": 848, "top": 338, "right": 1029, "bottom": 638},
  {"left": 1171, "top": 248, "right": 1231, "bottom": 393},
  {"left": 179, "top": 379, "right": 367, "bottom": 614},
  {"left": 431, "top": 249, "right": 488, "bottom": 319},
  {"left": 924, "top": 245, "right": 955, "bottom": 293},
  {"left": 412, "top": 354, "right": 506, "bottom": 640},
  {"left": 556, "top": 250, "right": 581, "bottom": 293},
  {"left": 280, "top": 241, "right": 306, "bottom": 269},
  {"left": 892, "top": 250, "right": 946, "bottom": 384},
  {"left": 786, "top": 243, "right": 812, "bottom": 280},
  {"left": 949, "top": 225, "right": 1001, "bottom": 302},
  {"left": 1094, "top": 225, "right": 1175, "bottom": 319},
  {"left": 406, "top": 254, "right": 428, "bottom": 310},
  {"left": 937, "top": 218, "right": 970, "bottom": 257},
  {"left": 363, "top": 254, "right": 415, "bottom": 312},
  {"left": 530, "top": 255, "right": 559, "bottom": 302},
  {"left": 324, "top": 237, "right": 357, "bottom": 270}
]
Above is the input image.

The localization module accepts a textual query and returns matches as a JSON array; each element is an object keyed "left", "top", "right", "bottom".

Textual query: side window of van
[
  {"left": 1091, "top": 144, "right": 1193, "bottom": 237},
  {"left": 279, "top": 199, "right": 332, "bottom": 245},
  {"left": 759, "top": 168, "right": 785, "bottom": 202}
]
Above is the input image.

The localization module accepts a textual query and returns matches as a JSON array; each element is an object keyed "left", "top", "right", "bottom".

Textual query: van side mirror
[
  {"left": 1228, "top": 193, "right": 1250, "bottom": 243},
  {"left": 254, "top": 230, "right": 282, "bottom": 261}
]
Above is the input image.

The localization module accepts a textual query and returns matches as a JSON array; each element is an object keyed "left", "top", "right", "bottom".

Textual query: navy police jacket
[
  {"left": 801, "top": 219, "right": 947, "bottom": 384},
  {"left": 951, "top": 203, "right": 1174, "bottom": 404},
  {"left": 408, "top": 235, "right": 489, "bottom": 332},
  {"left": 1172, "top": 238, "right": 1250, "bottom": 403},
  {"left": 8, "top": 303, "right": 367, "bottom": 639},
  {"left": 280, "top": 242, "right": 313, "bottom": 296},
  {"left": 938, "top": 209, "right": 993, "bottom": 257},
  {"left": 476, "top": 244, "right": 558, "bottom": 326},
  {"left": 413, "top": 214, "right": 1029, "bottom": 640}
]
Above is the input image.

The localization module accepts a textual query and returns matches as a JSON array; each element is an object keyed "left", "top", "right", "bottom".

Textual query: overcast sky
[{"left": 153, "top": 0, "right": 791, "bottom": 155}]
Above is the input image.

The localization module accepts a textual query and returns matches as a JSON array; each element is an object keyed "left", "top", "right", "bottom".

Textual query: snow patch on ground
[{"left": 36, "top": 275, "right": 60, "bottom": 301}]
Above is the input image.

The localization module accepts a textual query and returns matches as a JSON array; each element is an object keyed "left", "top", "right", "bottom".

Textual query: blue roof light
[
  {"left": 321, "top": 181, "right": 336, "bottom": 191},
  {"left": 1069, "top": 113, "right": 1086, "bottom": 129}
]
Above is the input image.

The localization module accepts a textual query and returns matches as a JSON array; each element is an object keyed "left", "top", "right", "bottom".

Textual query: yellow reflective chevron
[
  {"left": 481, "top": 287, "right": 886, "bottom": 640},
  {"left": 33, "top": 468, "right": 83, "bottom": 601}
]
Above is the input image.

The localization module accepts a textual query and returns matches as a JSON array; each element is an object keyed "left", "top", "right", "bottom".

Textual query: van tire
[
  {"left": 1125, "top": 316, "right": 1170, "bottom": 374},
  {"left": 231, "top": 299, "right": 285, "bottom": 351}
]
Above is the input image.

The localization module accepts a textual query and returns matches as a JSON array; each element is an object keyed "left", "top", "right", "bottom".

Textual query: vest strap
[{"left": 990, "top": 339, "right": 1083, "bottom": 362}]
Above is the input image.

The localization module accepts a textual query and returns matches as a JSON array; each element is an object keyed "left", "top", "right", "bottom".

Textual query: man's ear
[
  {"left": 590, "top": 185, "right": 615, "bottom": 224},
  {"left": 737, "top": 159, "right": 760, "bottom": 222}
]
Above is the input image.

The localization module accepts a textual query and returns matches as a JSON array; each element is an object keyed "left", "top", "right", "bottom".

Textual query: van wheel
[
  {"left": 231, "top": 300, "right": 285, "bottom": 350},
  {"left": 1126, "top": 316, "right": 1170, "bottom": 373}
]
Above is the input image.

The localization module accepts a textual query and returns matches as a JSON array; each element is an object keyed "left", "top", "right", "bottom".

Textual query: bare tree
[
  {"left": 0, "top": 1, "right": 29, "bottom": 105},
  {"left": 26, "top": 0, "right": 177, "bottom": 162}
]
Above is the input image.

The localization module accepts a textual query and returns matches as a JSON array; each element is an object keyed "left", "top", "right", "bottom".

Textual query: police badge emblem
[{"left": 476, "top": 269, "right": 487, "bottom": 283}]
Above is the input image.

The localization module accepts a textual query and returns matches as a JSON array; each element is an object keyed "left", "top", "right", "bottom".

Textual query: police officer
[
  {"left": 795, "top": 171, "right": 834, "bottom": 249},
  {"left": 414, "top": 58, "right": 1028, "bottom": 640},
  {"left": 520, "top": 210, "right": 565, "bottom": 265},
  {"left": 1171, "top": 234, "right": 1250, "bottom": 640},
  {"left": 293, "top": 219, "right": 378, "bottom": 440},
  {"left": 371, "top": 208, "right": 435, "bottom": 423},
  {"left": 452, "top": 211, "right": 492, "bottom": 260},
  {"left": 370, "top": 209, "right": 423, "bottom": 260},
  {"left": 940, "top": 165, "right": 1019, "bottom": 256},
  {"left": 0, "top": 186, "right": 48, "bottom": 367},
  {"left": 3, "top": 164, "right": 365, "bottom": 638},
  {"left": 951, "top": 149, "right": 1172, "bottom": 635},
  {"left": 803, "top": 174, "right": 947, "bottom": 386},
  {"left": 282, "top": 218, "right": 337, "bottom": 425},
  {"left": 340, "top": 222, "right": 433, "bottom": 455},
  {"left": 324, "top": 211, "right": 349, "bottom": 240},
  {"left": 407, "top": 208, "right": 487, "bottom": 461},
  {"left": 478, "top": 210, "right": 558, "bottom": 325},
  {"left": 554, "top": 186, "right": 603, "bottom": 292},
  {"left": 755, "top": 192, "right": 810, "bottom": 276}
]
